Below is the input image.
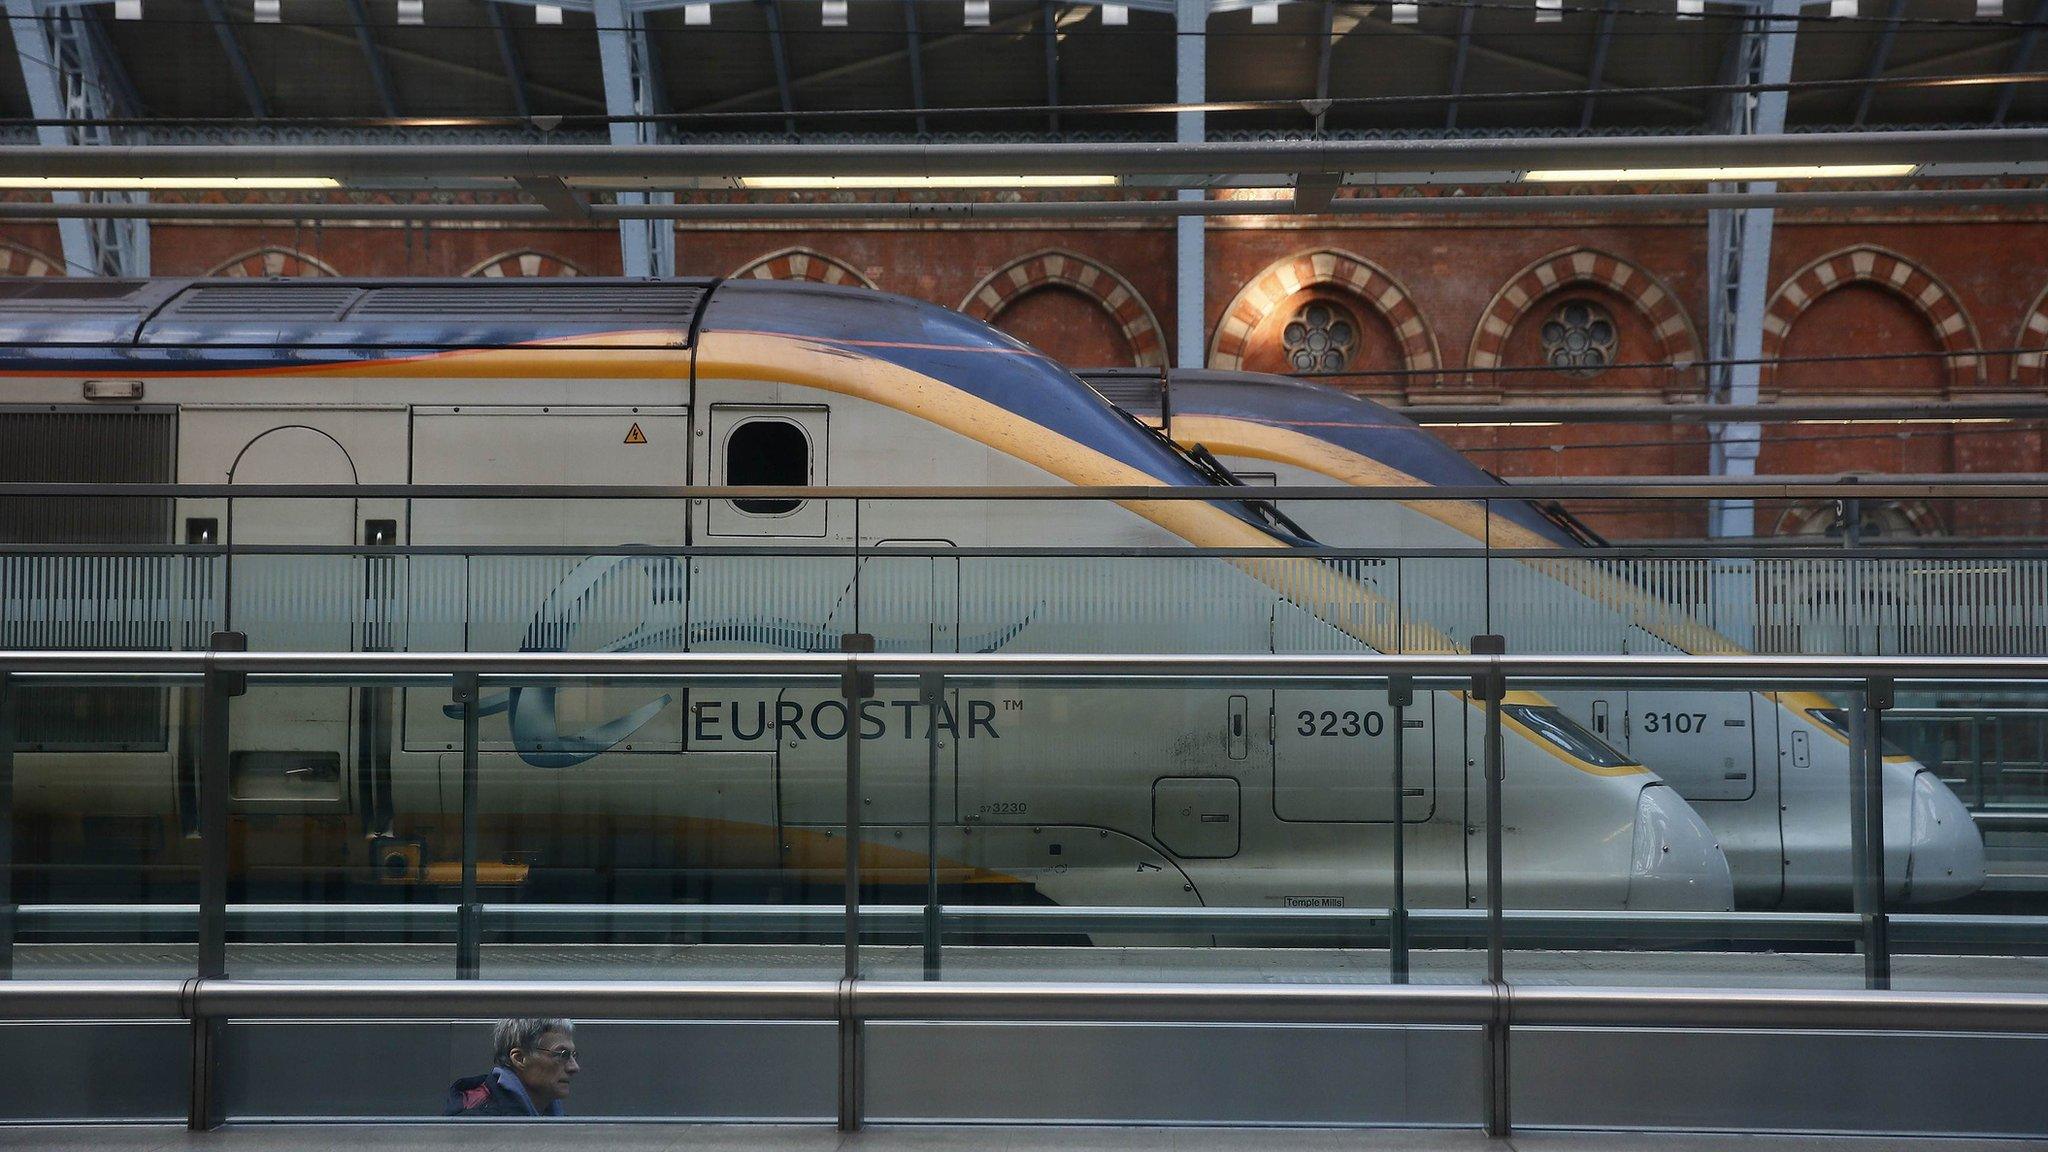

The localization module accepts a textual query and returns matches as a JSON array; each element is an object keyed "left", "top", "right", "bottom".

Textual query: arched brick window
[
  {"left": 960, "top": 250, "right": 1166, "bottom": 368},
  {"left": 0, "top": 239, "right": 60, "bottom": 277},
  {"left": 732, "top": 247, "right": 876, "bottom": 289},
  {"left": 1466, "top": 247, "right": 1702, "bottom": 392},
  {"left": 2008, "top": 281, "right": 2048, "bottom": 390},
  {"left": 207, "top": 246, "right": 339, "bottom": 278},
  {"left": 1211, "top": 250, "right": 1438, "bottom": 387},
  {"left": 463, "top": 249, "right": 583, "bottom": 278},
  {"left": 1760, "top": 245, "right": 1984, "bottom": 394}
]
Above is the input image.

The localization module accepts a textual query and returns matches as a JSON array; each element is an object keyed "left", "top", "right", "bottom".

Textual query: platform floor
[
  {"left": 18, "top": 942, "right": 2048, "bottom": 991},
  {"left": 1, "top": 1125, "right": 2043, "bottom": 1152}
]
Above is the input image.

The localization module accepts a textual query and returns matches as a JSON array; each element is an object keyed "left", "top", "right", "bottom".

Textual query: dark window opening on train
[
  {"left": 1504, "top": 703, "right": 1637, "bottom": 769},
  {"left": 726, "top": 418, "right": 810, "bottom": 515},
  {"left": 1806, "top": 707, "right": 1914, "bottom": 759}
]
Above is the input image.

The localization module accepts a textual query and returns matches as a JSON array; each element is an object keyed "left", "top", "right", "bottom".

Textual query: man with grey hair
[{"left": 444, "top": 1018, "right": 580, "bottom": 1117}]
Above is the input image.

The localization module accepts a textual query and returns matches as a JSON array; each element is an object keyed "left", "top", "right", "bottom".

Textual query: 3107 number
[
  {"left": 1641, "top": 711, "right": 1709, "bottom": 734},
  {"left": 1296, "top": 710, "right": 1385, "bottom": 738}
]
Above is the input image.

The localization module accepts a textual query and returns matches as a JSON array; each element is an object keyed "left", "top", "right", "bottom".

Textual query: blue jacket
[{"left": 443, "top": 1066, "right": 563, "bottom": 1117}]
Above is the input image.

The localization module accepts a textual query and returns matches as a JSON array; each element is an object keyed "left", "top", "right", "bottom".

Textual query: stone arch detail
[
  {"left": 732, "top": 247, "right": 876, "bottom": 289},
  {"left": 463, "top": 249, "right": 583, "bottom": 278},
  {"left": 0, "top": 239, "right": 60, "bottom": 276},
  {"left": 207, "top": 246, "right": 339, "bottom": 278},
  {"left": 1466, "top": 247, "right": 1702, "bottom": 387},
  {"left": 2006, "top": 281, "right": 2048, "bottom": 390},
  {"left": 1760, "top": 245, "right": 1986, "bottom": 391},
  {"left": 1211, "top": 249, "right": 1439, "bottom": 377},
  {"left": 960, "top": 250, "right": 1167, "bottom": 368}
]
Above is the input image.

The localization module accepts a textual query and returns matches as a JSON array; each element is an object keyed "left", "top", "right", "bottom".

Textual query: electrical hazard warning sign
[{"left": 623, "top": 423, "right": 648, "bottom": 445}]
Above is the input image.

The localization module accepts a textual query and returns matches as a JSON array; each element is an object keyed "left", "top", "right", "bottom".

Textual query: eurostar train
[
  {"left": 1081, "top": 367, "right": 1984, "bottom": 909},
  {"left": 0, "top": 277, "right": 1731, "bottom": 917}
]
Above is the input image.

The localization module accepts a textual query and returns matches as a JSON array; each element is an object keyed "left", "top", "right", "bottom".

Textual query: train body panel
[
  {"left": 1082, "top": 367, "right": 1983, "bottom": 908},
  {"left": 0, "top": 277, "right": 1732, "bottom": 916}
]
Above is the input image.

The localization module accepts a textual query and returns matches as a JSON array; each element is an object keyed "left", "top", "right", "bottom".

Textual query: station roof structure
[{"left": 0, "top": 0, "right": 2040, "bottom": 145}]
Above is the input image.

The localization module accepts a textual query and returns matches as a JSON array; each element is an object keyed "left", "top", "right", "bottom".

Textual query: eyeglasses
[{"left": 531, "top": 1045, "right": 580, "bottom": 1063}]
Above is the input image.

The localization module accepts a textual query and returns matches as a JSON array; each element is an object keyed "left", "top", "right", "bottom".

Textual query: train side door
[
  {"left": 1271, "top": 688, "right": 1436, "bottom": 823},
  {"left": 1619, "top": 690, "right": 1757, "bottom": 802},
  {"left": 688, "top": 394, "right": 868, "bottom": 845},
  {"left": 179, "top": 406, "right": 407, "bottom": 818}
]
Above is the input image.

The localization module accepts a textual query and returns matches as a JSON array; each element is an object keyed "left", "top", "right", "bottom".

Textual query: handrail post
[
  {"left": 839, "top": 633, "right": 874, "bottom": 1132},
  {"left": 922, "top": 670, "right": 944, "bottom": 981},
  {"left": 1470, "top": 634, "right": 1509, "bottom": 1138},
  {"left": 1388, "top": 673, "right": 1411, "bottom": 985},
  {"left": 0, "top": 671, "right": 14, "bottom": 980},
  {"left": 192, "top": 630, "right": 244, "bottom": 1132},
  {"left": 454, "top": 672, "right": 481, "bottom": 980},
  {"left": 1852, "top": 676, "right": 1893, "bottom": 990}
]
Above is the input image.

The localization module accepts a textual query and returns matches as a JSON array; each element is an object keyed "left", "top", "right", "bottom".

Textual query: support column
[
  {"left": 1705, "top": 0, "right": 1798, "bottom": 539},
  {"left": 6, "top": 0, "right": 147, "bottom": 276},
  {"left": 595, "top": 0, "right": 675, "bottom": 277},
  {"left": 1174, "top": 0, "right": 1206, "bottom": 368}
]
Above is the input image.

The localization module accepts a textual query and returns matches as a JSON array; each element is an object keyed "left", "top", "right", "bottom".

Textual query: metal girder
[
  {"left": 5, "top": 0, "right": 144, "bottom": 275},
  {"left": 77, "top": 6, "right": 138, "bottom": 117},
  {"left": 1852, "top": 0, "right": 1907, "bottom": 127},
  {"left": 485, "top": 0, "right": 534, "bottom": 119},
  {"left": 342, "top": 0, "right": 400, "bottom": 118},
  {"left": 902, "top": 0, "right": 926, "bottom": 136},
  {"left": 194, "top": 0, "right": 266, "bottom": 118},
  {"left": 595, "top": 0, "right": 674, "bottom": 276},
  {"left": 1706, "top": 0, "right": 1798, "bottom": 540},
  {"left": 1444, "top": 4, "right": 1475, "bottom": 131},
  {"left": 1042, "top": 0, "right": 1060, "bottom": 136},
  {"left": 686, "top": 7, "right": 1036, "bottom": 115},
  {"left": 2, "top": 185, "right": 2040, "bottom": 222},
  {"left": 3, "top": 129, "right": 2040, "bottom": 181},
  {"left": 1313, "top": 0, "right": 1333, "bottom": 105},
  {"left": 758, "top": 0, "right": 797, "bottom": 137},
  {"left": 1995, "top": 0, "right": 2047, "bottom": 125},
  {"left": 1579, "top": 0, "right": 1620, "bottom": 130},
  {"left": 1176, "top": 0, "right": 1203, "bottom": 369}
]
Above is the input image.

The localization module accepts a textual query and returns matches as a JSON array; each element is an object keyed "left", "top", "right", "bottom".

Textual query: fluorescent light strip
[
  {"left": 739, "top": 174, "right": 1119, "bottom": 189},
  {"left": 0, "top": 177, "right": 342, "bottom": 190},
  {"left": 1794, "top": 418, "right": 2015, "bottom": 426},
  {"left": 1523, "top": 163, "right": 1917, "bottom": 182}
]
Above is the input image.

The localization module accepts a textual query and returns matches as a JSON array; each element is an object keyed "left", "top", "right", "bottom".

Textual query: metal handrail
[
  {"left": 5, "top": 649, "right": 2048, "bottom": 683},
  {"left": 4, "top": 978, "right": 2047, "bottom": 1036},
  {"left": 3, "top": 477, "right": 2046, "bottom": 500}
]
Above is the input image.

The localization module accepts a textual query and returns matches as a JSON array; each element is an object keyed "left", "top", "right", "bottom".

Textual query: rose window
[
  {"left": 1540, "top": 299, "right": 1618, "bottom": 376},
  {"left": 1282, "top": 301, "right": 1357, "bottom": 372}
]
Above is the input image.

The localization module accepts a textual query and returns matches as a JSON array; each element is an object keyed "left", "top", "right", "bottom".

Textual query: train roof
[
  {"left": 0, "top": 277, "right": 713, "bottom": 348},
  {"left": 1082, "top": 367, "right": 1587, "bottom": 548}
]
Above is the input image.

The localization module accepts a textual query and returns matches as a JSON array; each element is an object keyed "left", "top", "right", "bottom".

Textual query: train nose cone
[
  {"left": 1902, "top": 769, "right": 1987, "bottom": 904},
  {"left": 1625, "top": 783, "right": 1735, "bottom": 912}
]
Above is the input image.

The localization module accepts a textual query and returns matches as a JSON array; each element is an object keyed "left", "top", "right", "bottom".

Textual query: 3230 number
[{"left": 1296, "top": 710, "right": 1386, "bottom": 738}]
